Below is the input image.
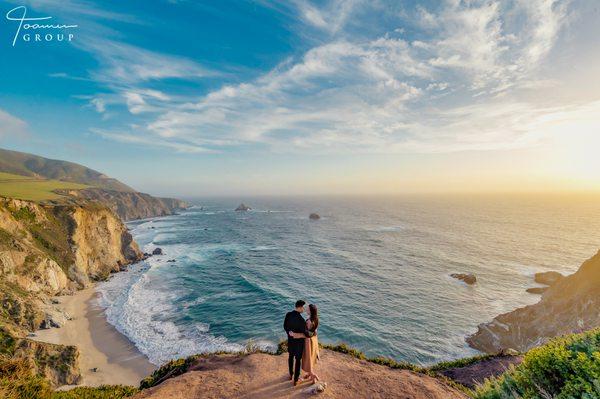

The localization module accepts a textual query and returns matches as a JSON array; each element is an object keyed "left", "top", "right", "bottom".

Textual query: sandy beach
[{"left": 32, "top": 287, "right": 156, "bottom": 388}]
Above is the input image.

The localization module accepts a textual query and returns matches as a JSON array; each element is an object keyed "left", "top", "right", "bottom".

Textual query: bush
[
  {"left": 139, "top": 355, "right": 200, "bottom": 389},
  {"left": 475, "top": 328, "right": 600, "bottom": 399},
  {"left": 0, "top": 357, "right": 53, "bottom": 399},
  {"left": 51, "top": 385, "right": 138, "bottom": 399}
]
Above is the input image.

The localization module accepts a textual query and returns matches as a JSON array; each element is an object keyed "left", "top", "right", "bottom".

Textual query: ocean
[{"left": 96, "top": 194, "right": 600, "bottom": 366}]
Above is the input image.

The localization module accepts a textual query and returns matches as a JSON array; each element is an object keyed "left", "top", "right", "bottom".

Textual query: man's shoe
[
  {"left": 293, "top": 380, "right": 298, "bottom": 387},
  {"left": 289, "top": 374, "right": 293, "bottom": 381}
]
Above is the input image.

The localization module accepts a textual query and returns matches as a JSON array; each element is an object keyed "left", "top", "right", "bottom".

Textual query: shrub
[
  {"left": 139, "top": 355, "right": 200, "bottom": 389},
  {"left": 475, "top": 328, "right": 600, "bottom": 399},
  {"left": 51, "top": 385, "right": 138, "bottom": 399},
  {"left": 0, "top": 357, "right": 53, "bottom": 399}
]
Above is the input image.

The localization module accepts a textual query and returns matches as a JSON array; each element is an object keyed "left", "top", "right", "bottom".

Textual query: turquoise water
[{"left": 97, "top": 195, "right": 600, "bottom": 366}]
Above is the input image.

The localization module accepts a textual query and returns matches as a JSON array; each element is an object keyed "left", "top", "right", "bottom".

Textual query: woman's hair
[{"left": 308, "top": 304, "right": 319, "bottom": 331}]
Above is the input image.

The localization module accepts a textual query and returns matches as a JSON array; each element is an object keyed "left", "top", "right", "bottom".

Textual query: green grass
[
  {"left": 474, "top": 328, "right": 600, "bottom": 399},
  {"left": 0, "top": 172, "right": 88, "bottom": 201},
  {"left": 0, "top": 357, "right": 137, "bottom": 399}
]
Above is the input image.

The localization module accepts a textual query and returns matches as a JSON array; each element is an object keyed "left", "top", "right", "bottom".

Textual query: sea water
[{"left": 96, "top": 194, "right": 600, "bottom": 366}]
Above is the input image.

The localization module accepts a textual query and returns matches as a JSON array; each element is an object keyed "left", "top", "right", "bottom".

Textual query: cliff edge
[{"left": 134, "top": 350, "right": 467, "bottom": 399}]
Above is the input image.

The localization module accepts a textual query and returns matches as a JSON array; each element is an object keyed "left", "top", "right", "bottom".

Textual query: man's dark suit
[{"left": 283, "top": 310, "right": 311, "bottom": 382}]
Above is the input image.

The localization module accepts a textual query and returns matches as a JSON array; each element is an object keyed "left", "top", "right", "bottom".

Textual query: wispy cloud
[
  {"left": 83, "top": 40, "right": 216, "bottom": 85},
  {"left": 0, "top": 109, "right": 28, "bottom": 139},
  {"left": 94, "top": 0, "right": 578, "bottom": 154}
]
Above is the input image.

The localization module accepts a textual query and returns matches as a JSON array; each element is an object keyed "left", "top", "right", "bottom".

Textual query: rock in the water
[
  {"left": 152, "top": 247, "right": 163, "bottom": 255},
  {"left": 526, "top": 287, "right": 548, "bottom": 295},
  {"left": 235, "top": 203, "right": 251, "bottom": 211},
  {"left": 534, "top": 271, "right": 563, "bottom": 286},
  {"left": 309, "top": 213, "right": 320, "bottom": 220},
  {"left": 167, "top": 259, "right": 176, "bottom": 263},
  {"left": 451, "top": 273, "right": 477, "bottom": 285}
]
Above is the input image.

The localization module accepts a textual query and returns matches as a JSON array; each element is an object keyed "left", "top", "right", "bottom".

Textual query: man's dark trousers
[{"left": 288, "top": 343, "right": 303, "bottom": 381}]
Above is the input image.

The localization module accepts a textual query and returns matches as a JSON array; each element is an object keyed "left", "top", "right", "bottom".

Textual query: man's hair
[{"left": 295, "top": 300, "right": 306, "bottom": 308}]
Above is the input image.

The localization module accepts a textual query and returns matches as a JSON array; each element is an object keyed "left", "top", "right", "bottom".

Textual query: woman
[{"left": 289, "top": 303, "right": 320, "bottom": 383}]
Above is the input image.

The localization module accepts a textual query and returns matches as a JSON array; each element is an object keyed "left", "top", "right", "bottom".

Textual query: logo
[{"left": 6, "top": 6, "right": 78, "bottom": 46}]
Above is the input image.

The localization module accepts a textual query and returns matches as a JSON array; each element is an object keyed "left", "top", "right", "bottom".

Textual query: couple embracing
[{"left": 283, "top": 300, "right": 320, "bottom": 386}]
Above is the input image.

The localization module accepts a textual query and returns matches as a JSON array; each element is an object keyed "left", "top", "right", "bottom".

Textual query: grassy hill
[
  {"left": 0, "top": 148, "right": 134, "bottom": 192},
  {"left": 0, "top": 172, "right": 88, "bottom": 201}
]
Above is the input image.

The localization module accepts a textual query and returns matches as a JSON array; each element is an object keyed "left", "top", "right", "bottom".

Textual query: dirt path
[{"left": 134, "top": 350, "right": 467, "bottom": 399}]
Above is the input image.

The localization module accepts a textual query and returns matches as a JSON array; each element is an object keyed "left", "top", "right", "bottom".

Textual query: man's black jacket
[{"left": 283, "top": 310, "right": 313, "bottom": 353}]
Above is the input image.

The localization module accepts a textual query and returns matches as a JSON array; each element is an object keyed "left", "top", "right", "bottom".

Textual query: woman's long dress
[{"left": 301, "top": 320, "right": 319, "bottom": 374}]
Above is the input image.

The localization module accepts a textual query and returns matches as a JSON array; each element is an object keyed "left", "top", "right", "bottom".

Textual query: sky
[{"left": 0, "top": 0, "right": 599, "bottom": 197}]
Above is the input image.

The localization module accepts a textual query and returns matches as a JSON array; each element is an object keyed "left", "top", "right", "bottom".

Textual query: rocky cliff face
[
  {"left": 0, "top": 198, "right": 142, "bottom": 294},
  {"left": 0, "top": 197, "right": 142, "bottom": 386},
  {"left": 467, "top": 250, "right": 600, "bottom": 353},
  {"left": 63, "top": 188, "right": 188, "bottom": 221}
]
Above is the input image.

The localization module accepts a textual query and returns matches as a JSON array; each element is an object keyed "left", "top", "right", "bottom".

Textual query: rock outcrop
[
  {"left": 451, "top": 273, "right": 476, "bottom": 285},
  {"left": 525, "top": 287, "right": 547, "bottom": 295},
  {"left": 235, "top": 203, "right": 251, "bottom": 211},
  {"left": 467, "top": 250, "right": 600, "bottom": 353},
  {"left": 534, "top": 271, "right": 563, "bottom": 286},
  {"left": 309, "top": 213, "right": 320, "bottom": 220}
]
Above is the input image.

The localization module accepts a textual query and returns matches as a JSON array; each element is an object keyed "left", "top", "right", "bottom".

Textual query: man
[{"left": 283, "top": 299, "right": 313, "bottom": 385}]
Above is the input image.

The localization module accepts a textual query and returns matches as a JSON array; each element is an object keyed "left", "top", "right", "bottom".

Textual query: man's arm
[
  {"left": 283, "top": 312, "right": 291, "bottom": 334},
  {"left": 290, "top": 320, "right": 314, "bottom": 338}
]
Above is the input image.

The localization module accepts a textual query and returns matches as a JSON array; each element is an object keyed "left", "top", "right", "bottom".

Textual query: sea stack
[
  {"left": 451, "top": 273, "right": 476, "bottom": 285},
  {"left": 235, "top": 203, "right": 251, "bottom": 211},
  {"left": 309, "top": 213, "right": 320, "bottom": 220}
]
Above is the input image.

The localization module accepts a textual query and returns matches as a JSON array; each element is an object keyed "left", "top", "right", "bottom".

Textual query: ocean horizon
[{"left": 96, "top": 194, "right": 600, "bottom": 366}]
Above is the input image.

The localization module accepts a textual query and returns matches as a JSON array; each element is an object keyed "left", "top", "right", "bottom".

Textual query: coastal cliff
[
  {"left": 0, "top": 148, "right": 188, "bottom": 221},
  {"left": 0, "top": 197, "right": 142, "bottom": 386},
  {"left": 467, "top": 250, "right": 600, "bottom": 353},
  {"left": 64, "top": 188, "right": 188, "bottom": 221}
]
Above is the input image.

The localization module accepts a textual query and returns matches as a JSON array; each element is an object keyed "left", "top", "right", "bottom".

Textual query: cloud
[
  {"left": 83, "top": 40, "right": 215, "bottom": 85},
  {"left": 90, "top": 98, "right": 106, "bottom": 113},
  {"left": 293, "top": 0, "right": 363, "bottom": 34},
  {"left": 93, "top": 129, "right": 211, "bottom": 153},
  {"left": 0, "top": 109, "right": 28, "bottom": 138},
  {"left": 81, "top": 0, "right": 585, "bottom": 155}
]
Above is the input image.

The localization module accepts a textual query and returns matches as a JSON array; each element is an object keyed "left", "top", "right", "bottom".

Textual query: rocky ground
[
  {"left": 438, "top": 355, "right": 522, "bottom": 389},
  {"left": 134, "top": 350, "right": 467, "bottom": 399}
]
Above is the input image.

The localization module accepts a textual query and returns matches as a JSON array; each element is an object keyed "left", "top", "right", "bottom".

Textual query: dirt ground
[{"left": 134, "top": 349, "right": 467, "bottom": 399}]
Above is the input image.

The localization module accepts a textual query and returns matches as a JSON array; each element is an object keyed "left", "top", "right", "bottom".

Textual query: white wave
[
  {"left": 96, "top": 263, "right": 242, "bottom": 366},
  {"left": 367, "top": 225, "right": 406, "bottom": 232},
  {"left": 250, "top": 245, "right": 277, "bottom": 251}
]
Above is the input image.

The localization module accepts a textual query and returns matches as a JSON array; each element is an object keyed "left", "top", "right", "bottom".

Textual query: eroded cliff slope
[
  {"left": 0, "top": 197, "right": 142, "bottom": 385},
  {"left": 467, "top": 250, "right": 600, "bottom": 353}
]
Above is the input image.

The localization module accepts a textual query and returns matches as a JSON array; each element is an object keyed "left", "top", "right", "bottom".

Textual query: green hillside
[
  {"left": 0, "top": 172, "right": 88, "bottom": 201},
  {"left": 0, "top": 148, "right": 134, "bottom": 192}
]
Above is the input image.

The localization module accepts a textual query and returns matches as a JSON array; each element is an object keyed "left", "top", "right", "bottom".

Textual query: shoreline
[{"left": 31, "top": 287, "right": 156, "bottom": 388}]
